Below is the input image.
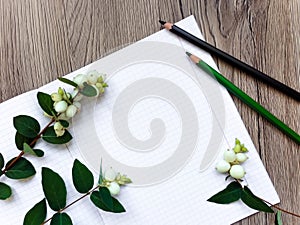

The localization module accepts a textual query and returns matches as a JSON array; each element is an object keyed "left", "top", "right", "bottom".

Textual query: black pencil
[{"left": 159, "top": 20, "right": 300, "bottom": 102}]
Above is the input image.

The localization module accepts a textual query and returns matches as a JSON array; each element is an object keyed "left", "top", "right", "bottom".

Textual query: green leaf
[
  {"left": 207, "top": 181, "right": 242, "bottom": 204},
  {"left": 241, "top": 186, "right": 274, "bottom": 213},
  {"left": 72, "top": 159, "right": 94, "bottom": 193},
  {"left": 98, "top": 159, "right": 103, "bottom": 185},
  {"left": 58, "top": 77, "right": 78, "bottom": 88},
  {"left": 37, "top": 92, "right": 56, "bottom": 116},
  {"left": 275, "top": 211, "right": 283, "bottom": 225},
  {"left": 23, "top": 143, "right": 36, "bottom": 155},
  {"left": 59, "top": 120, "right": 69, "bottom": 128},
  {"left": 42, "top": 126, "right": 72, "bottom": 144},
  {"left": 42, "top": 167, "right": 67, "bottom": 211},
  {"left": 0, "top": 182, "right": 12, "bottom": 200},
  {"left": 33, "top": 149, "right": 44, "bottom": 157},
  {"left": 110, "top": 197, "right": 126, "bottom": 213},
  {"left": 90, "top": 187, "right": 113, "bottom": 211},
  {"left": 90, "top": 187, "right": 125, "bottom": 213},
  {"left": 0, "top": 153, "right": 4, "bottom": 169},
  {"left": 50, "top": 213, "right": 73, "bottom": 225},
  {"left": 80, "top": 83, "right": 97, "bottom": 97},
  {"left": 5, "top": 157, "right": 36, "bottom": 179},
  {"left": 23, "top": 199, "right": 47, "bottom": 225},
  {"left": 15, "top": 132, "right": 36, "bottom": 150},
  {"left": 23, "top": 143, "right": 44, "bottom": 157},
  {"left": 13, "top": 115, "right": 40, "bottom": 138}
]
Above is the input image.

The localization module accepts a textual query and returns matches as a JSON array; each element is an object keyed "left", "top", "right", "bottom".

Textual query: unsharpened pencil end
[
  {"left": 159, "top": 20, "right": 166, "bottom": 25},
  {"left": 185, "top": 52, "right": 192, "bottom": 57}
]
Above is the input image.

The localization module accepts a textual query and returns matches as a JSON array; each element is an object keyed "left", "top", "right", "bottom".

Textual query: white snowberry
[
  {"left": 54, "top": 100, "right": 68, "bottom": 113},
  {"left": 54, "top": 122, "right": 65, "bottom": 137},
  {"left": 108, "top": 181, "right": 120, "bottom": 196},
  {"left": 229, "top": 165, "right": 245, "bottom": 179},
  {"left": 215, "top": 160, "right": 231, "bottom": 173},
  {"left": 104, "top": 168, "right": 117, "bottom": 181},
  {"left": 51, "top": 93, "right": 62, "bottom": 102},
  {"left": 54, "top": 121, "right": 64, "bottom": 130},
  {"left": 73, "top": 74, "right": 88, "bottom": 88},
  {"left": 236, "top": 153, "right": 248, "bottom": 163},
  {"left": 87, "top": 71, "right": 100, "bottom": 85},
  {"left": 55, "top": 129, "right": 65, "bottom": 137},
  {"left": 66, "top": 105, "right": 78, "bottom": 118},
  {"left": 223, "top": 149, "right": 236, "bottom": 162}
]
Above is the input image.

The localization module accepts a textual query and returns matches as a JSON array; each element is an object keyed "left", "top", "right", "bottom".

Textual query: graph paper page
[{"left": 0, "top": 15, "right": 279, "bottom": 225}]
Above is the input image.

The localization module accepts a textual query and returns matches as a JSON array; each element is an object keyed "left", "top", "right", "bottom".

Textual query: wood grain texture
[{"left": 0, "top": 0, "right": 299, "bottom": 224}]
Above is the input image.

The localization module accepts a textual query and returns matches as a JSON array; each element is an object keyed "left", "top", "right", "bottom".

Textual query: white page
[{"left": 0, "top": 15, "right": 279, "bottom": 225}]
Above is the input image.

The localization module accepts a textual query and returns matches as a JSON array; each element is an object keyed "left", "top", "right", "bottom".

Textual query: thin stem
[
  {"left": 30, "top": 118, "right": 56, "bottom": 146},
  {"left": 237, "top": 180, "right": 300, "bottom": 219},
  {"left": 41, "top": 185, "right": 100, "bottom": 225},
  {"left": 1, "top": 118, "right": 55, "bottom": 175},
  {"left": 262, "top": 198, "right": 300, "bottom": 219},
  {"left": 62, "top": 89, "right": 73, "bottom": 105},
  {"left": 1, "top": 151, "right": 25, "bottom": 175}
]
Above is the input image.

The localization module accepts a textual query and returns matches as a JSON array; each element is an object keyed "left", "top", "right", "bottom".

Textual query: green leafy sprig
[
  {"left": 208, "top": 138, "right": 300, "bottom": 225},
  {"left": 0, "top": 71, "right": 107, "bottom": 200},
  {"left": 0, "top": 71, "right": 132, "bottom": 224},
  {"left": 23, "top": 159, "right": 130, "bottom": 225},
  {"left": 207, "top": 181, "right": 273, "bottom": 213}
]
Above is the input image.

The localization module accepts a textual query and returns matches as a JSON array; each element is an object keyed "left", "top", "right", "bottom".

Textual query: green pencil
[{"left": 186, "top": 52, "right": 300, "bottom": 145}]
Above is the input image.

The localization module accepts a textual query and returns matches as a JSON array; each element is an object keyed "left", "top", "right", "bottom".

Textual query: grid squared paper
[{"left": 0, "top": 15, "right": 279, "bottom": 225}]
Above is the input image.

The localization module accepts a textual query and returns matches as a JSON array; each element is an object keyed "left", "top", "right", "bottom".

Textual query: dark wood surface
[{"left": 0, "top": 1, "right": 299, "bottom": 224}]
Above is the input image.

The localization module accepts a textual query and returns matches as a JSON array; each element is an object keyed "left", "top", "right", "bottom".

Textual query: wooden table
[{"left": 0, "top": 1, "right": 299, "bottom": 224}]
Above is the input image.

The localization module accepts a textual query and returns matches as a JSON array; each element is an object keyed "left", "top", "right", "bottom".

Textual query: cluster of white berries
[
  {"left": 73, "top": 71, "right": 107, "bottom": 96},
  {"left": 103, "top": 167, "right": 132, "bottom": 196},
  {"left": 215, "top": 138, "right": 249, "bottom": 180},
  {"left": 49, "top": 71, "right": 107, "bottom": 137}
]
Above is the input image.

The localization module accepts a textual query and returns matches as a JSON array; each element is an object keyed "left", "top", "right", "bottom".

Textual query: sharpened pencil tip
[
  {"left": 159, "top": 20, "right": 166, "bottom": 25},
  {"left": 185, "top": 52, "right": 192, "bottom": 57},
  {"left": 186, "top": 52, "right": 200, "bottom": 64}
]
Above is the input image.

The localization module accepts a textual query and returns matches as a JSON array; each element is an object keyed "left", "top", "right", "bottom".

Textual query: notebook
[{"left": 0, "top": 15, "right": 279, "bottom": 225}]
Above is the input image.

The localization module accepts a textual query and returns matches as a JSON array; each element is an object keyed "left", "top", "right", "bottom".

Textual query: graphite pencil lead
[
  {"left": 186, "top": 52, "right": 200, "bottom": 64},
  {"left": 185, "top": 51, "right": 192, "bottom": 57}
]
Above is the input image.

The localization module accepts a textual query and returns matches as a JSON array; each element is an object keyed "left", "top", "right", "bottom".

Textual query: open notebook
[{"left": 0, "top": 15, "right": 279, "bottom": 225}]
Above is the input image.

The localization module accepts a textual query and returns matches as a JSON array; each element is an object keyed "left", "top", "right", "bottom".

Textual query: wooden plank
[{"left": 0, "top": 0, "right": 71, "bottom": 102}]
